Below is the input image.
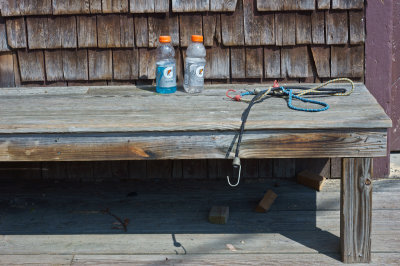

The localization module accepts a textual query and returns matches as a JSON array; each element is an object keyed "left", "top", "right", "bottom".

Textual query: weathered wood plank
[
  {"left": 17, "top": 50, "right": 45, "bottom": 82},
  {"left": 148, "top": 14, "right": 179, "bottom": 48},
  {"left": 58, "top": 16, "right": 78, "bottom": 48},
  {"left": 130, "top": 0, "right": 154, "bottom": 13},
  {"left": 311, "top": 11, "right": 325, "bottom": 44},
  {"left": 102, "top": 0, "right": 129, "bottom": 13},
  {"left": 349, "top": 10, "right": 365, "bottom": 44},
  {"left": 0, "top": 129, "right": 387, "bottom": 162},
  {"left": 12, "top": 53, "right": 21, "bottom": 86},
  {"left": 77, "top": 16, "right": 97, "bottom": 47},
  {"left": 341, "top": 158, "right": 372, "bottom": 263},
  {"left": 88, "top": 49, "right": 113, "bottom": 80},
  {"left": 6, "top": 17, "right": 26, "bottom": 48},
  {"left": 281, "top": 46, "right": 312, "bottom": 78},
  {"left": 0, "top": 19, "right": 11, "bottom": 51},
  {"left": 52, "top": 0, "right": 90, "bottom": 15},
  {"left": 318, "top": 0, "right": 330, "bottom": 9},
  {"left": 89, "top": 0, "right": 102, "bottom": 13},
  {"left": 202, "top": 14, "right": 217, "bottom": 47},
  {"left": 113, "top": 49, "right": 139, "bottom": 80},
  {"left": 62, "top": 49, "right": 88, "bottom": 81},
  {"left": 134, "top": 16, "right": 149, "bottom": 47},
  {"left": 154, "top": 0, "right": 169, "bottom": 12},
  {"left": 0, "top": 255, "right": 73, "bottom": 265},
  {"left": 172, "top": 0, "right": 209, "bottom": 12},
  {"left": 1, "top": 0, "right": 52, "bottom": 16},
  {"left": 275, "top": 13, "right": 296, "bottom": 46},
  {"left": 296, "top": 13, "right": 312, "bottom": 44},
  {"left": 230, "top": 47, "right": 246, "bottom": 79},
  {"left": 243, "top": 0, "right": 274, "bottom": 45},
  {"left": 0, "top": 53, "right": 15, "bottom": 87},
  {"left": 332, "top": 0, "right": 364, "bottom": 10},
  {"left": 221, "top": 0, "right": 244, "bottom": 46},
  {"left": 264, "top": 47, "right": 281, "bottom": 78},
  {"left": 45, "top": 50, "right": 64, "bottom": 81},
  {"left": 245, "top": 47, "right": 263, "bottom": 78},
  {"left": 311, "top": 46, "right": 330, "bottom": 78},
  {"left": 139, "top": 48, "right": 156, "bottom": 79},
  {"left": 97, "top": 15, "right": 121, "bottom": 48},
  {"left": 326, "top": 11, "right": 348, "bottom": 45},
  {"left": 204, "top": 46, "right": 229, "bottom": 79},
  {"left": 210, "top": 0, "right": 237, "bottom": 11},
  {"left": 26, "top": 17, "right": 49, "bottom": 49},
  {"left": 257, "top": 0, "right": 315, "bottom": 11},
  {"left": 120, "top": 15, "right": 135, "bottom": 47},
  {"left": 331, "top": 45, "right": 364, "bottom": 78},
  {"left": 180, "top": 14, "right": 203, "bottom": 47}
]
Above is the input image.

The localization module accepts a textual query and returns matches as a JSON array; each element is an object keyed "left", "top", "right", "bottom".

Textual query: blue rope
[{"left": 280, "top": 87, "right": 329, "bottom": 112}]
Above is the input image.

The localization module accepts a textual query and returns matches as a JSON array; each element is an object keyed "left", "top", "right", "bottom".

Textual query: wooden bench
[{"left": 0, "top": 83, "right": 391, "bottom": 263}]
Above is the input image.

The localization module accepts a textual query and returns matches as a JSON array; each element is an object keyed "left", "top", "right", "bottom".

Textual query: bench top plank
[{"left": 0, "top": 83, "right": 391, "bottom": 134}]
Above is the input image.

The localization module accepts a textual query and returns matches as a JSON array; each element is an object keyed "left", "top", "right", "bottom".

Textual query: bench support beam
[{"left": 341, "top": 157, "right": 372, "bottom": 263}]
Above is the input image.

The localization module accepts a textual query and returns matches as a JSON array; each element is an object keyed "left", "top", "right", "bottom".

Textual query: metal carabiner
[{"left": 227, "top": 157, "right": 241, "bottom": 187}]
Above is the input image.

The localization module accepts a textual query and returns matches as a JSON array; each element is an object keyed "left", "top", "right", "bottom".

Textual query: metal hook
[{"left": 227, "top": 157, "right": 241, "bottom": 187}]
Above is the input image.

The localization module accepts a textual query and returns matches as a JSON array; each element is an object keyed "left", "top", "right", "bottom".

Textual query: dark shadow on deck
[{"left": 0, "top": 178, "right": 340, "bottom": 260}]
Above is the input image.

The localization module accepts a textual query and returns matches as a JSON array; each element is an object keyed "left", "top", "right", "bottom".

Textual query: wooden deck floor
[{"left": 0, "top": 178, "right": 399, "bottom": 265}]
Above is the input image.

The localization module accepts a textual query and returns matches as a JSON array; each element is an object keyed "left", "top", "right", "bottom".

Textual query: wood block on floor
[
  {"left": 208, "top": 206, "right": 229, "bottom": 224},
  {"left": 255, "top": 189, "right": 277, "bottom": 213},
  {"left": 296, "top": 170, "right": 326, "bottom": 191}
]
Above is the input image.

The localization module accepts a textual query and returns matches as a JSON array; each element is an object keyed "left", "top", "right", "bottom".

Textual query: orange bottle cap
[
  {"left": 191, "top": 35, "right": 203, "bottom": 42},
  {"left": 159, "top": 36, "right": 171, "bottom": 43}
]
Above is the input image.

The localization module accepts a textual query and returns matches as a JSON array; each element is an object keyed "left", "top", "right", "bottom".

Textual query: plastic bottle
[
  {"left": 156, "top": 36, "right": 176, "bottom": 94},
  {"left": 184, "top": 35, "right": 206, "bottom": 93}
]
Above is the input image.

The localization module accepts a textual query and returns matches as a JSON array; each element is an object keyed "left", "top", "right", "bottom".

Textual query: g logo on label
[
  {"left": 196, "top": 66, "right": 204, "bottom": 78},
  {"left": 164, "top": 67, "right": 174, "bottom": 79}
]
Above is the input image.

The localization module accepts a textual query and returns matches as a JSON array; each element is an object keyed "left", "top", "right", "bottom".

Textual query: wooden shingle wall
[{"left": 0, "top": 0, "right": 365, "bottom": 180}]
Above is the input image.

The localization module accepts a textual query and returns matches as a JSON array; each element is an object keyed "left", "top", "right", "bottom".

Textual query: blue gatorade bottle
[{"left": 156, "top": 35, "right": 176, "bottom": 94}]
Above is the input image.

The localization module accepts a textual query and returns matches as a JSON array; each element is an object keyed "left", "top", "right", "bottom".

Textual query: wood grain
[
  {"left": 89, "top": 0, "right": 102, "bottom": 13},
  {"left": 52, "top": 0, "right": 90, "bottom": 15},
  {"left": 281, "top": 46, "right": 311, "bottom": 78},
  {"left": 311, "top": 11, "right": 325, "bottom": 44},
  {"left": 154, "top": 0, "right": 170, "bottom": 12},
  {"left": 17, "top": 50, "right": 45, "bottom": 82},
  {"left": 296, "top": 13, "right": 312, "bottom": 44},
  {"left": 119, "top": 14, "right": 135, "bottom": 47},
  {"left": 130, "top": 0, "right": 154, "bottom": 13},
  {"left": 204, "top": 46, "right": 229, "bottom": 79},
  {"left": 331, "top": 45, "right": 364, "bottom": 78},
  {"left": 221, "top": 0, "right": 244, "bottom": 46},
  {"left": 210, "top": 0, "right": 237, "bottom": 11},
  {"left": 134, "top": 16, "right": 149, "bottom": 47},
  {"left": 311, "top": 46, "right": 330, "bottom": 78},
  {"left": 0, "top": 19, "right": 11, "bottom": 51},
  {"left": 0, "top": 53, "right": 15, "bottom": 87},
  {"left": 317, "top": 0, "right": 330, "bottom": 9},
  {"left": 243, "top": 0, "right": 274, "bottom": 45},
  {"left": 202, "top": 14, "right": 218, "bottom": 47},
  {"left": 172, "top": 0, "right": 209, "bottom": 12},
  {"left": 88, "top": 49, "right": 112, "bottom": 80},
  {"left": 62, "top": 49, "right": 88, "bottom": 81},
  {"left": 349, "top": 10, "right": 365, "bottom": 44},
  {"left": 97, "top": 15, "right": 121, "bottom": 48},
  {"left": 45, "top": 50, "right": 64, "bottom": 81},
  {"left": 275, "top": 13, "right": 295, "bottom": 46},
  {"left": 113, "top": 49, "right": 139, "bottom": 80},
  {"left": 6, "top": 17, "right": 26, "bottom": 48},
  {"left": 257, "top": 0, "right": 315, "bottom": 11},
  {"left": 245, "top": 47, "right": 263, "bottom": 78},
  {"left": 264, "top": 47, "right": 281, "bottom": 78},
  {"left": 230, "top": 47, "right": 246, "bottom": 79},
  {"left": 101, "top": 0, "right": 129, "bottom": 13},
  {"left": 1, "top": 0, "right": 52, "bottom": 16},
  {"left": 326, "top": 11, "right": 348, "bottom": 45},
  {"left": 0, "top": 129, "right": 387, "bottom": 162},
  {"left": 139, "top": 48, "right": 156, "bottom": 79},
  {"left": 77, "top": 16, "right": 97, "bottom": 47},
  {"left": 341, "top": 157, "right": 372, "bottom": 263},
  {"left": 332, "top": 0, "right": 364, "bottom": 10}
]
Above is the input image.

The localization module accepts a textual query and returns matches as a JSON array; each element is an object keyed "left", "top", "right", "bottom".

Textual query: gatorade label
[
  {"left": 156, "top": 64, "right": 176, "bottom": 88},
  {"left": 185, "top": 62, "right": 205, "bottom": 87}
]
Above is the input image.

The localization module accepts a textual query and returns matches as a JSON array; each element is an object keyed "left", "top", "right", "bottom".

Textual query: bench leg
[{"left": 341, "top": 158, "right": 372, "bottom": 263}]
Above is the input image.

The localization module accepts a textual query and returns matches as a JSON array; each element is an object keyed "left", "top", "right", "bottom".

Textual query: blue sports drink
[{"left": 156, "top": 36, "right": 176, "bottom": 94}]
